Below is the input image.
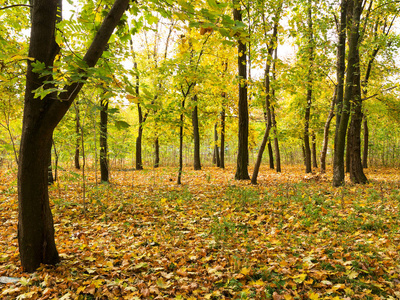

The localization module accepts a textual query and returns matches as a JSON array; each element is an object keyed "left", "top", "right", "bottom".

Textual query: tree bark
[
  {"left": 233, "top": 0, "right": 250, "bottom": 180},
  {"left": 362, "top": 115, "right": 368, "bottom": 168},
  {"left": 311, "top": 132, "right": 318, "bottom": 169},
  {"left": 192, "top": 95, "right": 201, "bottom": 170},
  {"left": 18, "top": 0, "right": 129, "bottom": 272},
  {"left": 320, "top": 88, "right": 336, "bottom": 173},
  {"left": 100, "top": 97, "right": 109, "bottom": 182},
  {"left": 304, "top": 0, "right": 313, "bottom": 174},
  {"left": 48, "top": 145, "right": 54, "bottom": 185},
  {"left": 219, "top": 107, "right": 225, "bottom": 169},
  {"left": 333, "top": 0, "right": 361, "bottom": 186},
  {"left": 214, "top": 123, "right": 220, "bottom": 167},
  {"left": 347, "top": 48, "right": 368, "bottom": 184},
  {"left": 154, "top": 137, "right": 160, "bottom": 168},
  {"left": 268, "top": 141, "right": 274, "bottom": 169},
  {"left": 177, "top": 99, "right": 185, "bottom": 185},
  {"left": 74, "top": 103, "right": 80, "bottom": 169},
  {"left": 271, "top": 49, "right": 281, "bottom": 173},
  {"left": 251, "top": 2, "right": 281, "bottom": 184}
]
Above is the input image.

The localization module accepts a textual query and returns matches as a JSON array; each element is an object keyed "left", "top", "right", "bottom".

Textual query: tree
[
  {"left": 233, "top": 0, "right": 250, "bottom": 180},
  {"left": 18, "top": 0, "right": 129, "bottom": 272},
  {"left": 333, "top": 0, "right": 362, "bottom": 186},
  {"left": 251, "top": 0, "right": 282, "bottom": 184},
  {"left": 303, "top": 0, "right": 314, "bottom": 174}
]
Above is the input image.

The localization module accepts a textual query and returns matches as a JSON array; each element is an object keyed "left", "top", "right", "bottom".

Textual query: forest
[{"left": 1, "top": 0, "right": 400, "bottom": 298}]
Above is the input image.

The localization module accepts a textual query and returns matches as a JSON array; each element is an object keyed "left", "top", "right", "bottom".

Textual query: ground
[{"left": 1, "top": 165, "right": 400, "bottom": 299}]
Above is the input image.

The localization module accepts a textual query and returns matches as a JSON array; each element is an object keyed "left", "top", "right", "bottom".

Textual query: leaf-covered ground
[{"left": 1, "top": 165, "right": 400, "bottom": 299}]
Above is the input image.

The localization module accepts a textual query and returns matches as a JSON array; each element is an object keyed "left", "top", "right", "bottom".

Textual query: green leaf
[{"left": 115, "top": 120, "right": 130, "bottom": 130}]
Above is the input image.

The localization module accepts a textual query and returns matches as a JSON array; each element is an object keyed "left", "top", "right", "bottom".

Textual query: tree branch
[{"left": 0, "top": 4, "right": 32, "bottom": 10}]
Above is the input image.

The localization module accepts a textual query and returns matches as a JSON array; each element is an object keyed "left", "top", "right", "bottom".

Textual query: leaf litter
[{"left": 1, "top": 165, "right": 400, "bottom": 299}]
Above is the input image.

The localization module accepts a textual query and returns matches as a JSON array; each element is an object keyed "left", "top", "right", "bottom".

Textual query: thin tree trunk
[
  {"left": 74, "top": 103, "right": 80, "bottom": 169},
  {"left": 304, "top": 0, "right": 313, "bottom": 174},
  {"left": 134, "top": 61, "right": 144, "bottom": 170},
  {"left": 311, "top": 132, "right": 318, "bottom": 169},
  {"left": 320, "top": 88, "right": 336, "bottom": 173},
  {"left": 268, "top": 141, "right": 274, "bottom": 169},
  {"left": 100, "top": 96, "right": 109, "bottom": 182},
  {"left": 214, "top": 122, "right": 220, "bottom": 167},
  {"left": 362, "top": 115, "right": 368, "bottom": 168},
  {"left": 271, "top": 49, "right": 281, "bottom": 173},
  {"left": 251, "top": 2, "right": 281, "bottom": 184},
  {"left": 219, "top": 107, "right": 225, "bottom": 169},
  {"left": 233, "top": 0, "right": 249, "bottom": 180},
  {"left": 154, "top": 137, "right": 160, "bottom": 168},
  {"left": 177, "top": 99, "right": 185, "bottom": 185},
  {"left": 192, "top": 95, "right": 201, "bottom": 170}
]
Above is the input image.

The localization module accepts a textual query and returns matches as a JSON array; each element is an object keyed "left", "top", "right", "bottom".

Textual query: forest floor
[{"left": 1, "top": 164, "right": 400, "bottom": 299}]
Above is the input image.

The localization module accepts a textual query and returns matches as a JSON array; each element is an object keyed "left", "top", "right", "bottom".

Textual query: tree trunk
[
  {"left": 214, "top": 122, "right": 220, "bottom": 167},
  {"left": 271, "top": 107, "right": 281, "bottom": 172},
  {"left": 18, "top": 0, "right": 129, "bottom": 272},
  {"left": 219, "top": 107, "right": 225, "bottom": 169},
  {"left": 333, "top": 0, "right": 360, "bottom": 187},
  {"left": 320, "top": 88, "right": 336, "bottom": 173},
  {"left": 233, "top": 0, "right": 249, "bottom": 180},
  {"left": 362, "top": 115, "right": 368, "bottom": 168},
  {"left": 154, "top": 137, "right": 160, "bottom": 168},
  {"left": 304, "top": 0, "right": 313, "bottom": 174},
  {"left": 347, "top": 49, "right": 368, "bottom": 184},
  {"left": 192, "top": 95, "right": 201, "bottom": 170},
  {"left": 74, "top": 103, "right": 80, "bottom": 169},
  {"left": 251, "top": 3, "right": 281, "bottom": 184},
  {"left": 100, "top": 97, "right": 109, "bottom": 182},
  {"left": 312, "top": 132, "right": 318, "bottom": 169},
  {"left": 134, "top": 61, "right": 144, "bottom": 170},
  {"left": 268, "top": 141, "right": 274, "bottom": 169},
  {"left": 177, "top": 99, "right": 185, "bottom": 185}
]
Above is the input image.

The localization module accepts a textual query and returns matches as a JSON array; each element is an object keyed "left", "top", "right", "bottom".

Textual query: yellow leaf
[
  {"left": 156, "top": 278, "right": 171, "bottom": 289},
  {"left": 293, "top": 273, "right": 307, "bottom": 283},
  {"left": 240, "top": 267, "right": 251, "bottom": 275},
  {"left": 308, "top": 292, "right": 319, "bottom": 300},
  {"left": 347, "top": 270, "right": 358, "bottom": 279}
]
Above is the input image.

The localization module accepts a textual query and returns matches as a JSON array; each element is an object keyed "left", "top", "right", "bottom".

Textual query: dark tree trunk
[
  {"left": 333, "top": 0, "right": 360, "bottom": 187},
  {"left": 233, "top": 0, "right": 249, "bottom": 180},
  {"left": 320, "top": 88, "right": 336, "bottom": 173},
  {"left": 18, "top": 0, "right": 129, "bottom": 272},
  {"left": 134, "top": 61, "right": 145, "bottom": 170},
  {"left": 214, "top": 123, "right": 220, "bottom": 167},
  {"left": 271, "top": 50, "right": 281, "bottom": 173},
  {"left": 192, "top": 95, "right": 201, "bottom": 170},
  {"left": 74, "top": 103, "right": 80, "bottom": 169},
  {"left": 312, "top": 132, "right": 318, "bottom": 169},
  {"left": 219, "top": 107, "right": 225, "bottom": 169},
  {"left": 154, "top": 137, "right": 160, "bottom": 168},
  {"left": 177, "top": 99, "right": 185, "bottom": 185},
  {"left": 362, "top": 115, "right": 368, "bottom": 168},
  {"left": 347, "top": 50, "right": 368, "bottom": 184},
  {"left": 268, "top": 141, "right": 274, "bottom": 169},
  {"left": 304, "top": 0, "right": 313, "bottom": 174},
  {"left": 100, "top": 97, "right": 109, "bottom": 182},
  {"left": 136, "top": 122, "right": 143, "bottom": 170}
]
